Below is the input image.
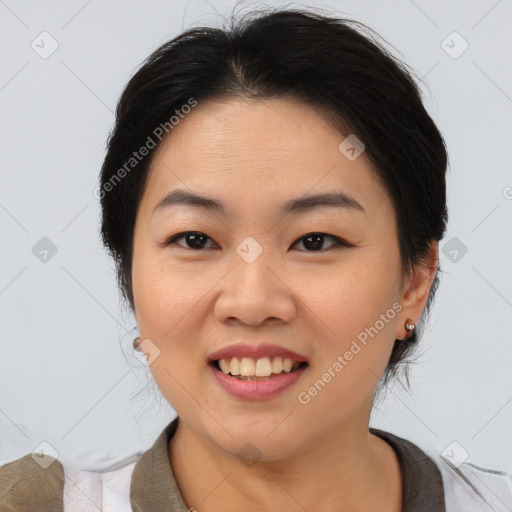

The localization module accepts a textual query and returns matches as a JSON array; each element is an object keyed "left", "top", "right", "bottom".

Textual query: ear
[{"left": 397, "top": 240, "right": 439, "bottom": 340}]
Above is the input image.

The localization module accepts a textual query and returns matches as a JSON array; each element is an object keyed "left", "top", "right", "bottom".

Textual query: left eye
[
  {"left": 292, "top": 233, "right": 348, "bottom": 252},
  {"left": 164, "top": 231, "right": 349, "bottom": 252}
]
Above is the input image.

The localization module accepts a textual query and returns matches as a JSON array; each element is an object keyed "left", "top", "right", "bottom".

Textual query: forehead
[{"left": 141, "top": 97, "right": 391, "bottom": 220}]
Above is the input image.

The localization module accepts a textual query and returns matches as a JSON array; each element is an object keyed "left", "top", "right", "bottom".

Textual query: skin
[{"left": 131, "top": 97, "right": 438, "bottom": 512}]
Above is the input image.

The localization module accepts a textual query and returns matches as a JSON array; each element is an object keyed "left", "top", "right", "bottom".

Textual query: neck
[{"left": 168, "top": 412, "right": 402, "bottom": 512}]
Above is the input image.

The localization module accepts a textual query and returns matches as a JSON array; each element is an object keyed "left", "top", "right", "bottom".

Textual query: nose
[{"left": 213, "top": 248, "right": 297, "bottom": 327}]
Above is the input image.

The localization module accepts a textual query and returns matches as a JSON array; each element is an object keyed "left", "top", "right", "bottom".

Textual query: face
[{"left": 131, "top": 97, "right": 435, "bottom": 460}]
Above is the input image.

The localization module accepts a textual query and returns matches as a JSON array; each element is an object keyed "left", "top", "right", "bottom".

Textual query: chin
[{"left": 201, "top": 413, "right": 305, "bottom": 462}]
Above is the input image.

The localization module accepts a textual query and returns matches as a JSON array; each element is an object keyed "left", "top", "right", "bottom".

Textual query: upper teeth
[{"left": 218, "top": 356, "right": 301, "bottom": 377}]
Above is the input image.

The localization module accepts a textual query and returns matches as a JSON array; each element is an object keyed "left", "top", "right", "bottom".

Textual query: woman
[{"left": 1, "top": 7, "right": 511, "bottom": 512}]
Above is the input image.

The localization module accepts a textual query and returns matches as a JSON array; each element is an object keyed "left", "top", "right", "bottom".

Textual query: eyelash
[{"left": 163, "top": 231, "right": 350, "bottom": 252}]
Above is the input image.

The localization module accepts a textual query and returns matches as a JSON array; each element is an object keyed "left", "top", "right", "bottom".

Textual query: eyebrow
[{"left": 152, "top": 188, "right": 365, "bottom": 217}]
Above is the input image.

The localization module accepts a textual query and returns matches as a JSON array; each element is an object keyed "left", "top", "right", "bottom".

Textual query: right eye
[{"left": 164, "top": 231, "right": 218, "bottom": 250}]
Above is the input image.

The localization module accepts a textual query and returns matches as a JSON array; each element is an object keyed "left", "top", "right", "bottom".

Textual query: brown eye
[
  {"left": 165, "top": 231, "right": 217, "bottom": 250},
  {"left": 292, "top": 233, "right": 348, "bottom": 252},
  {"left": 163, "top": 231, "right": 349, "bottom": 252}
]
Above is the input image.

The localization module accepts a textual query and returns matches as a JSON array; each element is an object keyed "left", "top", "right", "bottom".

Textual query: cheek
[
  {"left": 133, "top": 255, "right": 202, "bottom": 334},
  {"left": 132, "top": 257, "right": 215, "bottom": 378},
  {"left": 308, "top": 260, "right": 398, "bottom": 342},
  {"left": 301, "top": 256, "right": 400, "bottom": 407},
  {"left": 298, "top": 276, "right": 399, "bottom": 416},
  {"left": 132, "top": 262, "right": 211, "bottom": 416}
]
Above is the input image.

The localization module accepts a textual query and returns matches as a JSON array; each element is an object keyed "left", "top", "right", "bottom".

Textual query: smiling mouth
[{"left": 211, "top": 356, "right": 309, "bottom": 381}]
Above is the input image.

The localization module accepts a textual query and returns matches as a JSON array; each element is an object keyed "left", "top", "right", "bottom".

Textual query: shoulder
[
  {"left": 0, "top": 453, "right": 65, "bottom": 511},
  {"left": 0, "top": 453, "right": 139, "bottom": 512},
  {"left": 371, "top": 427, "right": 512, "bottom": 511},
  {"left": 425, "top": 448, "right": 512, "bottom": 512}
]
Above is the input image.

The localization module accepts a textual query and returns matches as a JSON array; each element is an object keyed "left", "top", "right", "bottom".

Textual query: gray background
[{"left": 1, "top": 0, "right": 511, "bottom": 472}]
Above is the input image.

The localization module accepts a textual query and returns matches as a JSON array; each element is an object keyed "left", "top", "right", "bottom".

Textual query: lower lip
[{"left": 208, "top": 363, "right": 308, "bottom": 400}]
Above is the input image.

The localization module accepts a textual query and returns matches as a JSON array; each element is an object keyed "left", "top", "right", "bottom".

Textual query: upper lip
[{"left": 207, "top": 343, "right": 309, "bottom": 363}]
